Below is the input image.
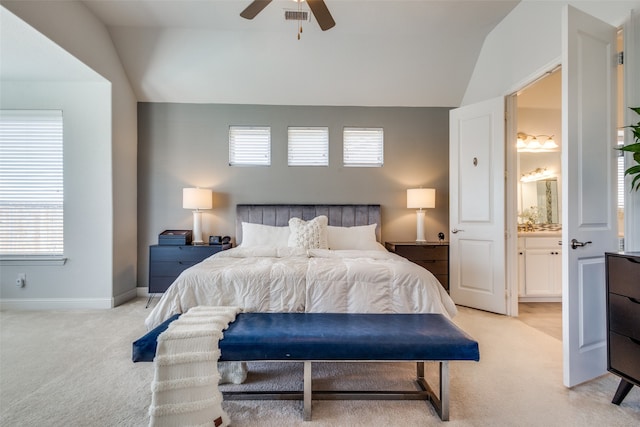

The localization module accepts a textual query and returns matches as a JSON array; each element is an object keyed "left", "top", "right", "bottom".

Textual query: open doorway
[
  {"left": 509, "top": 28, "right": 626, "bottom": 343},
  {"left": 513, "top": 69, "right": 562, "bottom": 340}
]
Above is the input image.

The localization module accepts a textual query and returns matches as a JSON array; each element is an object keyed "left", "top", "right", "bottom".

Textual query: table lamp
[
  {"left": 183, "top": 187, "right": 212, "bottom": 244},
  {"left": 407, "top": 188, "right": 435, "bottom": 242}
]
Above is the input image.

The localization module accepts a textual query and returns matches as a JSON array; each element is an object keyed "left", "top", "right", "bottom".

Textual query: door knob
[
  {"left": 451, "top": 228, "right": 465, "bottom": 234},
  {"left": 570, "top": 239, "right": 592, "bottom": 250}
]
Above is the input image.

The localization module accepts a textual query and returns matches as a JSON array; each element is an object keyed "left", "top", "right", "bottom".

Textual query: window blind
[
  {"left": 343, "top": 128, "right": 384, "bottom": 167},
  {"left": 0, "top": 110, "right": 64, "bottom": 256},
  {"left": 229, "top": 126, "right": 271, "bottom": 166},
  {"left": 617, "top": 129, "right": 625, "bottom": 210},
  {"left": 288, "top": 127, "right": 328, "bottom": 166}
]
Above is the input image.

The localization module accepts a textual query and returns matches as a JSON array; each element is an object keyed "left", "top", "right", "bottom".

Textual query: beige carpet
[{"left": 1, "top": 298, "right": 638, "bottom": 426}]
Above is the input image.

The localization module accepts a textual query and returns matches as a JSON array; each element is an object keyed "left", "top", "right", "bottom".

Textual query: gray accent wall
[{"left": 138, "top": 103, "right": 451, "bottom": 288}]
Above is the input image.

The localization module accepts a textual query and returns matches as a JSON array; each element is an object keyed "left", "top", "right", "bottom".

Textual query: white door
[
  {"left": 449, "top": 97, "right": 507, "bottom": 314},
  {"left": 562, "top": 5, "right": 618, "bottom": 387}
]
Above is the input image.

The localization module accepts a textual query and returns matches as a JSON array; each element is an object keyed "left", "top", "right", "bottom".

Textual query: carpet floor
[{"left": 1, "top": 297, "right": 638, "bottom": 426}]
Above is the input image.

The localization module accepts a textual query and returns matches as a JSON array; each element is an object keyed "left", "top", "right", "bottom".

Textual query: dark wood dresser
[
  {"left": 385, "top": 242, "right": 449, "bottom": 291},
  {"left": 605, "top": 251, "right": 640, "bottom": 405}
]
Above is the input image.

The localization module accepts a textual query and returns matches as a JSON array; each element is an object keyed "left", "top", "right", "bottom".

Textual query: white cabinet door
[{"left": 524, "top": 248, "right": 562, "bottom": 296}]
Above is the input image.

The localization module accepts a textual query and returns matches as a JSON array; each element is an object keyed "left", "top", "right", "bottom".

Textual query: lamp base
[
  {"left": 415, "top": 210, "right": 426, "bottom": 242},
  {"left": 192, "top": 210, "right": 204, "bottom": 244}
]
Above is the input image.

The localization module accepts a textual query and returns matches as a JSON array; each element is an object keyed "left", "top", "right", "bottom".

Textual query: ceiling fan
[{"left": 240, "top": 0, "right": 336, "bottom": 31}]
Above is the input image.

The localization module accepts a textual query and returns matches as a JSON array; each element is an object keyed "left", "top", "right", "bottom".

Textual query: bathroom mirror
[{"left": 520, "top": 178, "right": 559, "bottom": 224}]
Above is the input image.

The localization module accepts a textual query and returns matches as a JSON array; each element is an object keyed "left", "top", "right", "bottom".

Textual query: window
[
  {"left": 617, "top": 129, "right": 625, "bottom": 210},
  {"left": 229, "top": 126, "right": 271, "bottom": 166},
  {"left": 343, "top": 128, "right": 384, "bottom": 167},
  {"left": 288, "top": 127, "right": 329, "bottom": 166},
  {"left": 617, "top": 129, "right": 625, "bottom": 250},
  {"left": 0, "top": 110, "right": 64, "bottom": 256}
]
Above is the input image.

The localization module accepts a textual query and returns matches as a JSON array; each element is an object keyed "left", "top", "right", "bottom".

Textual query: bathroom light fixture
[
  {"left": 183, "top": 187, "right": 213, "bottom": 244},
  {"left": 407, "top": 188, "right": 436, "bottom": 242},
  {"left": 517, "top": 132, "right": 558, "bottom": 152},
  {"left": 520, "top": 168, "right": 554, "bottom": 182}
]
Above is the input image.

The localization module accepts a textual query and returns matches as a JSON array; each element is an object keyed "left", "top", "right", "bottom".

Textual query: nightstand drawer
[
  {"left": 151, "top": 245, "right": 221, "bottom": 262},
  {"left": 148, "top": 244, "right": 232, "bottom": 295},
  {"left": 150, "top": 260, "right": 198, "bottom": 276},
  {"left": 609, "top": 331, "right": 640, "bottom": 383},
  {"left": 609, "top": 293, "right": 640, "bottom": 341},
  {"left": 149, "top": 276, "right": 178, "bottom": 294},
  {"left": 413, "top": 260, "right": 448, "bottom": 275},
  {"left": 433, "top": 274, "right": 449, "bottom": 289},
  {"left": 607, "top": 255, "right": 640, "bottom": 299},
  {"left": 392, "top": 245, "right": 447, "bottom": 261}
]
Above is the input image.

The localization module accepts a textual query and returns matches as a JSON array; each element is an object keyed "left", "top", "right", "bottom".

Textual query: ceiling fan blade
[
  {"left": 240, "top": 0, "right": 272, "bottom": 20},
  {"left": 306, "top": 0, "right": 336, "bottom": 31}
]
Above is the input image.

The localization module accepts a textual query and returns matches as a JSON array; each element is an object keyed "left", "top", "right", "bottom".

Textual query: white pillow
[
  {"left": 327, "top": 224, "right": 380, "bottom": 250},
  {"left": 288, "top": 216, "right": 328, "bottom": 249},
  {"left": 240, "top": 222, "right": 290, "bottom": 247}
]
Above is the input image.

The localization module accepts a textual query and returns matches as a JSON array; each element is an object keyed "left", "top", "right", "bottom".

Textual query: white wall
[
  {"left": 462, "top": 0, "right": 640, "bottom": 106},
  {"left": 1, "top": 1, "right": 138, "bottom": 307},
  {"left": 0, "top": 82, "right": 113, "bottom": 306}
]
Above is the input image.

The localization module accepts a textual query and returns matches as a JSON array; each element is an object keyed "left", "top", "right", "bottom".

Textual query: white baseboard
[
  {"left": 113, "top": 288, "right": 139, "bottom": 307},
  {"left": 0, "top": 287, "right": 143, "bottom": 310},
  {"left": 0, "top": 298, "right": 113, "bottom": 310},
  {"left": 137, "top": 286, "right": 149, "bottom": 297}
]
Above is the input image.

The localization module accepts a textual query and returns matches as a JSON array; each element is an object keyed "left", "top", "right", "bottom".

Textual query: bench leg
[
  {"left": 416, "top": 361, "right": 450, "bottom": 421},
  {"left": 440, "top": 362, "right": 450, "bottom": 421},
  {"left": 304, "top": 361, "right": 312, "bottom": 421}
]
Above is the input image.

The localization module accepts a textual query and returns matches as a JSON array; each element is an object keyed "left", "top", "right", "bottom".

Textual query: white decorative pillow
[
  {"left": 327, "top": 224, "right": 380, "bottom": 250},
  {"left": 240, "top": 222, "right": 290, "bottom": 247},
  {"left": 288, "top": 216, "right": 329, "bottom": 249}
]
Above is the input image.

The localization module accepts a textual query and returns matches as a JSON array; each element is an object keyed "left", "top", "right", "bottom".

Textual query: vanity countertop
[{"left": 517, "top": 231, "right": 562, "bottom": 237}]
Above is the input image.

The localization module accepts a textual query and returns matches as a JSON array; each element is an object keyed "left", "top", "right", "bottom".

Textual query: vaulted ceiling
[{"left": 3, "top": 0, "right": 522, "bottom": 107}]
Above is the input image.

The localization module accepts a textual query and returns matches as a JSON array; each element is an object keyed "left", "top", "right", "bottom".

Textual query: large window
[
  {"left": 0, "top": 110, "right": 64, "bottom": 256},
  {"left": 288, "top": 127, "right": 329, "bottom": 166},
  {"left": 229, "top": 126, "right": 271, "bottom": 166},
  {"left": 343, "top": 128, "right": 384, "bottom": 167}
]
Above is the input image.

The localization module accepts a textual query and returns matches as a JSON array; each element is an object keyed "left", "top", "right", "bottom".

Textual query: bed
[{"left": 145, "top": 204, "right": 457, "bottom": 330}]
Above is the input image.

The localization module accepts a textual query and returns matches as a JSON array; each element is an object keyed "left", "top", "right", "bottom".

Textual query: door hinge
[{"left": 618, "top": 51, "right": 624, "bottom": 65}]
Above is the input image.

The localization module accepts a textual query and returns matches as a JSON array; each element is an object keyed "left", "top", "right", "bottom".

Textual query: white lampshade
[
  {"left": 407, "top": 188, "right": 436, "bottom": 209},
  {"left": 182, "top": 188, "right": 212, "bottom": 244},
  {"left": 182, "top": 188, "right": 212, "bottom": 210}
]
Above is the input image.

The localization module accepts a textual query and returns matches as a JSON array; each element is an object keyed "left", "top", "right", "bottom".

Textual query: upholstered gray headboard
[{"left": 236, "top": 204, "right": 381, "bottom": 244}]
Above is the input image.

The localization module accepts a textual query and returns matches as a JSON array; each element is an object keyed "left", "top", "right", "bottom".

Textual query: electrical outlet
[{"left": 16, "top": 273, "right": 26, "bottom": 288}]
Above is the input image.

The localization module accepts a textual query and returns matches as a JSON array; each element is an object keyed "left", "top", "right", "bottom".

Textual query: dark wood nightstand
[
  {"left": 605, "top": 252, "right": 640, "bottom": 405},
  {"left": 147, "top": 243, "right": 232, "bottom": 307},
  {"left": 385, "top": 242, "right": 449, "bottom": 291}
]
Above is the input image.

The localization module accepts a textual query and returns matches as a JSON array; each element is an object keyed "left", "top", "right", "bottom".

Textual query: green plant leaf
[
  {"left": 622, "top": 107, "right": 640, "bottom": 191},
  {"left": 624, "top": 164, "right": 640, "bottom": 175},
  {"left": 618, "top": 143, "right": 640, "bottom": 153}
]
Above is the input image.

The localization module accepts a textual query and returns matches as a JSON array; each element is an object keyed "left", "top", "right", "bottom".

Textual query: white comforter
[{"left": 145, "top": 246, "right": 457, "bottom": 330}]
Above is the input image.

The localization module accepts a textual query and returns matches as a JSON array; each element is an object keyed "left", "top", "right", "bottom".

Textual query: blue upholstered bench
[{"left": 133, "top": 312, "right": 479, "bottom": 421}]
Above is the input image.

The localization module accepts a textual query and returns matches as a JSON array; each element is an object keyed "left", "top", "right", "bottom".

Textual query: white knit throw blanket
[{"left": 149, "top": 306, "right": 241, "bottom": 427}]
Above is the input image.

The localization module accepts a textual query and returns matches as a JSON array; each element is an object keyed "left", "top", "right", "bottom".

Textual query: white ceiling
[
  {"left": 84, "top": 0, "right": 521, "bottom": 106},
  {"left": 2, "top": 0, "right": 522, "bottom": 107}
]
